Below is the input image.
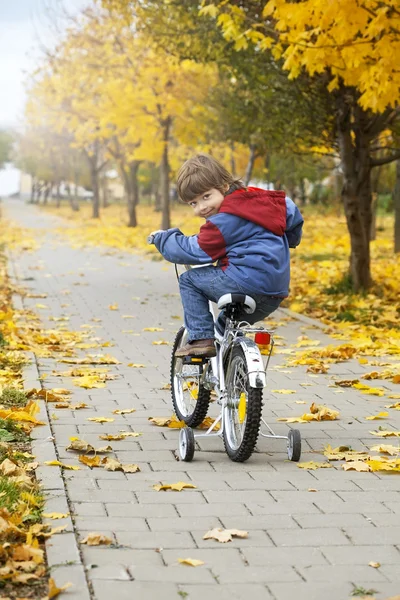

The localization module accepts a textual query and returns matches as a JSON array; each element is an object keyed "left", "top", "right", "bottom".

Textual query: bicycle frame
[{"left": 190, "top": 296, "right": 275, "bottom": 441}]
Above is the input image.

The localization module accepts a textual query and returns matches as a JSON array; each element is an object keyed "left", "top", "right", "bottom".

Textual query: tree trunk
[
  {"left": 127, "top": 161, "right": 140, "bottom": 227},
  {"left": 29, "top": 177, "right": 36, "bottom": 204},
  {"left": 72, "top": 174, "right": 80, "bottom": 211},
  {"left": 370, "top": 192, "right": 378, "bottom": 241},
  {"left": 160, "top": 117, "right": 171, "bottom": 230},
  {"left": 244, "top": 144, "right": 256, "bottom": 186},
  {"left": 336, "top": 95, "right": 372, "bottom": 291},
  {"left": 299, "top": 178, "right": 307, "bottom": 206},
  {"left": 56, "top": 183, "right": 61, "bottom": 208},
  {"left": 230, "top": 141, "right": 236, "bottom": 175},
  {"left": 101, "top": 176, "right": 109, "bottom": 208},
  {"left": 90, "top": 165, "right": 100, "bottom": 219},
  {"left": 394, "top": 159, "right": 400, "bottom": 253},
  {"left": 43, "top": 182, "right": 52, "bottom": 205}
]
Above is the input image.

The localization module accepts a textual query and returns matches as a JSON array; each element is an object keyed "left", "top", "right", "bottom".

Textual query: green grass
[
  {"left": 0, "top": 418, "right": 29, "bottom": 443},
  {"left": 0, "top": 387, "right": 27, "bottom": 407},
  {"left": 0, "top": 476, "right": 22, "bottom": 512}
]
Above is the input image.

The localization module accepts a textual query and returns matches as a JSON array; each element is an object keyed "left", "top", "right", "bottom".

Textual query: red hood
[{"left": 218, "top": 187, "right": 286, "bottom": 236}]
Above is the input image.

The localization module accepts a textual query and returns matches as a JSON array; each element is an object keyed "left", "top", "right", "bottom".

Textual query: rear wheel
[
  {"left": 171, "top": 327, "right": 211, "bottom": 427},
  {"left": 223, "top": 345, "right": 262, "bottom": 462}
]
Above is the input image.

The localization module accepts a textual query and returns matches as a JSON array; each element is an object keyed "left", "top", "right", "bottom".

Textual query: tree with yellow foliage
[{"left": 196, "top": 0, "right": 400, "bottom": 290}]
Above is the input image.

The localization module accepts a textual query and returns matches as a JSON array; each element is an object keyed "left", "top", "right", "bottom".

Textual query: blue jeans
[{"left": 179, "top": 266, "right": 283, "bottom": 341}]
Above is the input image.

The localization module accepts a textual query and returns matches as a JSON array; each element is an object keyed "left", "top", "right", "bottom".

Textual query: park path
[{"left": 4, "top": 198, "right": 400, "bottom": 600}]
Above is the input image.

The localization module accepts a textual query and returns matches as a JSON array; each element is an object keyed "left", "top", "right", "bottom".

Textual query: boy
[{"left": 149, "top": 153, "right": 303, "bottom": 358}]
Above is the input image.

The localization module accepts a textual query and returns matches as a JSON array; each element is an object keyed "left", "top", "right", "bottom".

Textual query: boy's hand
[{"left": 147, "top": 230, "right": 165, "bottom": 244}]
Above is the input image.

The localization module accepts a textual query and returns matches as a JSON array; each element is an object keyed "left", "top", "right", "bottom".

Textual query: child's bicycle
[{"left": 169, "top": 266, "right": 302, "bottom": 464}]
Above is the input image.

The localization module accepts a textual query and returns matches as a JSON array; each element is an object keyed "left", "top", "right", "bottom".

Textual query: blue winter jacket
[{"left": 153, "top": 187, "right": 303, "bottom": 297}]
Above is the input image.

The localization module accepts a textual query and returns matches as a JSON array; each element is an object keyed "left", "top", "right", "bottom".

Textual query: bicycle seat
[{"left": 217, "top": 293, "right": 256, "bottom": 314}]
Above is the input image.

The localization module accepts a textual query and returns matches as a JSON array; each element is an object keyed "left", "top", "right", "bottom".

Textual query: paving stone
[
  {"left": 321, "top": 544, "right": 400, "bottom": 565},
  {"left": 345, "top": 526, "right": 400, "bottom": 545},
  {"left": 91, "top": 580, "right": 179, "bottom": 600},
  {"left": 242, "top": 546, "right": 328, "bottom": 566},
  {"left": 268, "top": 527, "right": 351, "bottom": 546},
  {"left": 115, "top": 531, "right": 197, "bottom": 548},
  {"left": 182, "top": 584, "right": 274, "bottom": 600}
]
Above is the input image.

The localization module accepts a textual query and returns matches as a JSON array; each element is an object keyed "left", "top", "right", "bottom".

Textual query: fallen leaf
[
  {"left": 272, "top": 389, "right": 296, "bottom": 394},
  {"left": 368, "top": 561, "right": 381, "bottom": 568},
  {"left": 42, "top": 513, "right": 70, "bottom": 519},
  {"left": 127, "top": 363, "right": 146, "bottom": 368},
  {"left": 108, "top": 304, "right": 118, "bottom": 310},
  {"left": 0, "top": 458, "right": 19, "bottom": 476},
  {"left": 342, "top": 461, "right": 371, "bottom": 472},
  {"left": 122, "top": 464, "right": 140, "bottom": 473},
  {"left": 143, "top": 327, "right": 164, "bottom": 332},
  {"left": 99, "top": 432, "right": 142, "bottom": 440},
  {"left": 297, "top": 461, "right": 332, "bottom": 470},
  {"left": 80, "top": 533, "right": 113, "bottom": 546},
  {"left": 386, "top": 401, "right": 400, "bottom": 408},
  {"left": 370, "top": 430, "right": 400, "bottom": 438},
  {"left": 66, "top": 438, "right": 94, "bottom": 453},
  {"left": 203, "top": 528, "right": 248, "bottom": 543},
  {"left": 101, "top": 457, "right": 122, "bottom": 471},
  {"left": 370, "top": 444, "right": 399, "bottom": 456},
  {"left": 153, "top": 482, "right": 197, "bottom": 492},
  {"left": 365, "top": 412, "right": 389, "bottom": 420},
  {"left": 87, "top": 417, "right": 115, "bottom": 423},
  {"left": 178, "top": 558, "right": 205, "bottom": 566},
  {"left": 112, "top": 408, "right": 136, "bottom": 415},
  {"left": 44, "top": 461, "right": 80, "bottom": 470},
  {"left": 78, "top": 455, "right": 101, "bottom": 468}
]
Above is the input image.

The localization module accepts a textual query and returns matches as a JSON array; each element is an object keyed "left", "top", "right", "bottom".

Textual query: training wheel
[
  {"left": 179, "top": 427, "right": 195, "bottom": 462},
  {"left": 287, "top": 429, "right": 301, "bottom": 462}
]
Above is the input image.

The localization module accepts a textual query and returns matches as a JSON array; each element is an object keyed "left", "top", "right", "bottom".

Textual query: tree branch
[{"left": 371, "top": 150, "right": 400, "bottom": 167}]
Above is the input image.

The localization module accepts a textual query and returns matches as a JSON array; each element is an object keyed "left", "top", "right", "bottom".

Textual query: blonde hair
[{"left": 176, "top": 153, "right": 244, "bottom": 203}]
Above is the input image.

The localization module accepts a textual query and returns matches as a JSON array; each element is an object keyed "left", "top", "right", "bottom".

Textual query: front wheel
[
  {"left": 223, "top": 345, "right": 262, "bottom": 462},
  {"left": 171, "top": 327, "right": 211, "bottom": 427}
]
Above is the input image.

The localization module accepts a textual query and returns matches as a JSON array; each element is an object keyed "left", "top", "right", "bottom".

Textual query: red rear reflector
[{"left": 255, "top": 332, "right": 271, "bottom": 346}]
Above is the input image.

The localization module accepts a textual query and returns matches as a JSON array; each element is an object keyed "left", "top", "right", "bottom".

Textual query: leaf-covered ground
[{"left": 0, "top": 221, "right": 71, "bottom": 599}]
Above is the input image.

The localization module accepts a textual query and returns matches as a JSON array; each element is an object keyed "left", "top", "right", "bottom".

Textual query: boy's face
[{"left": 188, "top": 187, "right": 227, "bottom": 219}]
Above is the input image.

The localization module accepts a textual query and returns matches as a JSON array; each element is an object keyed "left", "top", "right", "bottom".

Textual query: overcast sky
[
  {"left": 0, "top": 0, "right": 88, "bottom": 194},
  {"left": 0, "top": 0, "right": 89, "bottom": 128}
]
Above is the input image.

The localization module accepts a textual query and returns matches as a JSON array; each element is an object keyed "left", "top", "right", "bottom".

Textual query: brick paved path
[{"left": 4, "top": 199, "right": 400, "bottom": 600}]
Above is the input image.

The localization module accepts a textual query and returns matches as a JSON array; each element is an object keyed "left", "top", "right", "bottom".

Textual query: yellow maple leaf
[
  {"left": 178, "top": 558, "right": 205, "bottom": 567},
  {"left": 297, "top": 461, "right": 332, "bottom": 470},
  {"left": 202, "top": 528, "right": 248, "bottom": 543},
  {"left": 153, "top": 481, "right": 197, "bottom": 492},
  {"left": 80, "top": 533, "right": 113, "bottom": 546},
  {"left": 42, "top": 513, "right": 70, "bottom": 519},
  {"left": 365, "top": 412, "right": 389, "bottom": 420},
  {"left": 48, "top": 577, "right": 72, "bottom": 599},
  {"left": 44, "top": 461, "right": 80, "bottom": 470},
  {"left": 87, "top": 417, "right": 115, "bottom": 423}
]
